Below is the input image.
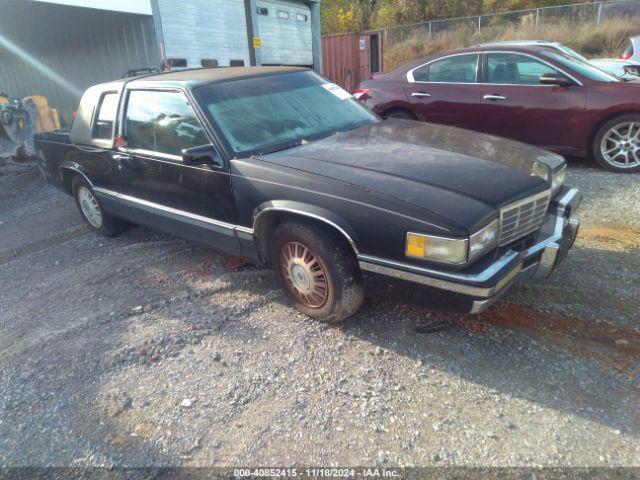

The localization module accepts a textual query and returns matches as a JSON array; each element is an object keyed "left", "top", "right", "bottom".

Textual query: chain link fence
[{"left": 376, "top": 0, "right": 640, "bottom": 69}]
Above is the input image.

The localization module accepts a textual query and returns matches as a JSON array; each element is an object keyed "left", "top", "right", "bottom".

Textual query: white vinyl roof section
[{"left": 30, "top": 0, "right": 152, "bottom": 15}]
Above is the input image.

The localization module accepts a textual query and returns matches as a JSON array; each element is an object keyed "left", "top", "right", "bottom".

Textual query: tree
[{"left": 321, "top": 0, "right": 595, "bottom": 35}]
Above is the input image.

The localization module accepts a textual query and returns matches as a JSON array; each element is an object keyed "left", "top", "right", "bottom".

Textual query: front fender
[{"left": 252, "top": 200, "right": 360, "bottom": 255}]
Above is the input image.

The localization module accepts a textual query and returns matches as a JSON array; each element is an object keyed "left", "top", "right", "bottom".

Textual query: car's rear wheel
[
  {"left": 593, "top": 114, "right": 640, "bottom": 172},
  {"left": 72, "top": 175, "right": 128, "bottom": 237},
  {"left": 270, "top": 221, "right": 364, "bottom": 322}
]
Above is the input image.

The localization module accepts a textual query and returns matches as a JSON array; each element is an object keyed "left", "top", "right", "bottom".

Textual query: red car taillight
[
  {"left": 353, "top": 88, "right": 371, "bottom": 100},
  {"left": 620, "top": 43, "right": 633, "bottom": 60}
]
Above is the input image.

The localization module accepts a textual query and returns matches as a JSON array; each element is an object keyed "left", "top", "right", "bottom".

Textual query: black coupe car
[{"left": 34, "top": 67, "right": 581, "bottom": 322}]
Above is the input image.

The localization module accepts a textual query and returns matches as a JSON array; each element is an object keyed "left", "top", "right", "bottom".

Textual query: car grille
[{"left": 498, "top": 190, "right": 551, "bottom": 246}]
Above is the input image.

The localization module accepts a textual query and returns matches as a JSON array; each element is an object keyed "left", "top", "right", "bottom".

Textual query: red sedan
[{"left": 355, "top": 45, "right": 640, "bottom": 173}]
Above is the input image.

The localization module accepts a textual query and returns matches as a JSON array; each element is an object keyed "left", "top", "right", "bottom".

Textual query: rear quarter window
[{"left": 92, "top": 92, "right": 118, "bottom": 140}]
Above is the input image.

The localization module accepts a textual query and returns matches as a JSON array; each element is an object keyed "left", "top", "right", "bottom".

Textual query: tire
[
  {"left": 593, "top": 114, "right": 640, "bottom": 173},
  {"left": 383, "top": 109, "right": 416, "bottom": 120},
  {"left": 270, "top": 221, "right": 364, "bottom": 322},
  {"left": 72, "top": 175, "right": 128, "bottom": 237}
]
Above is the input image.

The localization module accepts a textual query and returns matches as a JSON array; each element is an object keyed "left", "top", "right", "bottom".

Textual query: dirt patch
[
  {"left": 576, "top": 224, "right": 640, "bottom": 251},
  {"left": 468, "top": 304, "right": 639, "bottom": 376},
  {"left": 0, "top": 225, "right": 90, "bottom": 266},
  {"left": 222, "top": 255, "right": 250, "bottom": 272},
  {"left": 412, "top": 303, "right": 640, "bottom": 376}
]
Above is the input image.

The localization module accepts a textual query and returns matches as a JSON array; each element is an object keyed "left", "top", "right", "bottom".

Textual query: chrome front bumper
[{"left": 358, "top": 187, "right": 582, "bottom": 314}]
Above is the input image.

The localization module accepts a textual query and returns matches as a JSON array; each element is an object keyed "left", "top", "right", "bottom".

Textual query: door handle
[
  {"left": 112, "top": 153, "right": 132, "bottom": 171},
  {"left": 412, "top": 92, "right": 431, "bottom": 98},
  {"left": 483, "top": 94, "right": 507, "bottom": 101}
]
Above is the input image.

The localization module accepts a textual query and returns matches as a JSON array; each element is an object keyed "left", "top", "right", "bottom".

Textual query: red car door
[
  {"left": 478, "top": 51, "right": 587, "bottom": 155},
  {"left": 404, "top": 53, "right": 485, "bottom": 130}
]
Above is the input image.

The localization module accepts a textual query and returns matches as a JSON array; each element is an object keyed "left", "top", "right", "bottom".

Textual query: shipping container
[{"left": 321, "top": 32, "right": 382, "bottom": 92}]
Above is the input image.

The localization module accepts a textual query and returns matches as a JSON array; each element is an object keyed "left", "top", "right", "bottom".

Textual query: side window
[
  {"left": 412, "top": 65, "right": 428, "bottom": 82},
  {"left": 93, "top": 92, "right": 118, "bottom": 139},
  {"left": 486, "top": 53, "right": 559, "bottom": 85},
  {"left": 425, "top": 54, "right": 479, "bottom": 83},
  {"left": 124, "top": 90, "right": 209, "bottom": 157}
]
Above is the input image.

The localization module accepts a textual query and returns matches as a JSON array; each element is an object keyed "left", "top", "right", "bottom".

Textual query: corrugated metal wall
[
  {"left": 321, "top": 33, "right": 360, "bottom": 92},
  {"left": 321, "top": 32, "right": 382, "bottom": 92},
  {"left": 157, "top": 0, "right": 251, "bottom": 68},
  {"left": 0, "top": 0, "right": 160, "bottom": 122}
]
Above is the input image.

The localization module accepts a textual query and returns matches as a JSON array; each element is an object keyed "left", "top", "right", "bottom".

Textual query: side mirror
[
  {"left": 182, "top": 145, "right": 224, "bottom": 167},
  {"left": 539, "top": 72, "right": 575, "bottom": 87},
  {"left": 623, "top": 64, "right": 640, "bottom": 77}
]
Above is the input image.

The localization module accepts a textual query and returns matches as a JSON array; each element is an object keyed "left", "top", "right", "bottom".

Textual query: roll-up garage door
[
  {"left": 158, "top": 0, "right": 251, "bottom": 68},
  {"left": 256, "top": 0, "right": 313, "bottom": 66}
]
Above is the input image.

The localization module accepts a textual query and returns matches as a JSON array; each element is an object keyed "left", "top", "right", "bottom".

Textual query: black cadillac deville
[{"left": 35, "top": 67, "right": 581, "bottom": 322}]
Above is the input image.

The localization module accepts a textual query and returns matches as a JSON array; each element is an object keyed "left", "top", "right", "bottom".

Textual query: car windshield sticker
[{"left": 321, "top": 83, "right": 353, "bottom": 100}]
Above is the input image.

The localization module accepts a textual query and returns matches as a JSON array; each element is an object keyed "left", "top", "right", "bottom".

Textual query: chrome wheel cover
[
  {"left": 77, "top": 186, "right": 103, "bottom": 228},
  {"left": 601, "top": 121, "right": 640, "bottom": 169},
  {"left": 281, "top": 241, "right": 329, "bottom": 308}
]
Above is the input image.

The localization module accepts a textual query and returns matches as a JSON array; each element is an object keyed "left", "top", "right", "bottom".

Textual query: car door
[
  {"left": 74, "top": 90, "right": 121, "bottom": 193},
  {"left": 479, "top": 51, "right": 587, "bottom": 154},
  {"left": 115, "top": 88, "right": 240, "bottom": 253},
  {"left": 404, "top": 53, "right": 484, "bottom": 130}
]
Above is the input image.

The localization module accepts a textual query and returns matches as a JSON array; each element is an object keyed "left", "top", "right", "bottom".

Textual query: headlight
[
  {"left": 405, "top": 232, "right": 468, "bottom": 265},
  {"left": 469, "top": 219, "right": 499, "bottom": 262},
  {"left": 407, "top": 220, "right": 499, "bottom": 266},
  {"left": 551, "top": 166, "right": 566, "bottom": 193}
]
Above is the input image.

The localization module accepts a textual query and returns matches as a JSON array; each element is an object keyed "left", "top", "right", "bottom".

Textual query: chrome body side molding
[
  {"left": 253, "top": 205, "right": 360, "bottom": 255},
  {"left": 93, "top": 187, "right": 254, "bottom": 238}
]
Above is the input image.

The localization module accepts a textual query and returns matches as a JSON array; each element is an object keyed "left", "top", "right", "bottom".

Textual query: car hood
[{"left": 259, "top": 120, "right": 561, "bottom": 232}]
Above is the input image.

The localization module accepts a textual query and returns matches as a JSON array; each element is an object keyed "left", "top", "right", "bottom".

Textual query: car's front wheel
[
  {"left": 383, "top": 108, "right": 416, "bottom": 120},
  {"left": 270, "top": 221, "right": 364, "bottom": 322},
  {"left": 72, "top": 175, "right": 128, "bottom": 237},
  {"left": 593, "top": 115, "right": 640, "bottom": 173}
]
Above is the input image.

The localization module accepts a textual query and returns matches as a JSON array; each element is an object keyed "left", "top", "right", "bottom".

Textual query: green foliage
[{"left": 321, "top": 0, "right": 596, "bottom": 34}]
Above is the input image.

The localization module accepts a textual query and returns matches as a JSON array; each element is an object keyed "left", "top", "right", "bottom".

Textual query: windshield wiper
[{"left": 259, "top": 140, "right": 306, "bottom": 155}]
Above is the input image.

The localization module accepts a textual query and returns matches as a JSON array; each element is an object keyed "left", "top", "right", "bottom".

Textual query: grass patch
[{"left": 383, "top": 17, "right": 638, "bottom": 71}]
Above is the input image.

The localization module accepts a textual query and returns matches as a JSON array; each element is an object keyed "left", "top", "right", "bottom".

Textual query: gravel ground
[{"left": 0, "top": 158, "right": 638, "bottom": 469}]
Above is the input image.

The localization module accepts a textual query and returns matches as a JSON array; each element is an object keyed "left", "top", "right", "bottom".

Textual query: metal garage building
[
  {"left": 155, "top": 0, "right": 319, "bottom": 69},
  {"left": 0, "top": 0, "right": 322, "bottom": 122}
]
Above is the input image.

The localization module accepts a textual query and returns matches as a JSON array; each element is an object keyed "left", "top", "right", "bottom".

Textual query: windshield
[
  {"left": 193, "top": 71, "right": 379, "bottom": 156},
  {"left": 555, "top": 44, "right": 589, "bottom": 62},
  {"left": 541, "top": 50, "right": 620, "bottom": 82}
]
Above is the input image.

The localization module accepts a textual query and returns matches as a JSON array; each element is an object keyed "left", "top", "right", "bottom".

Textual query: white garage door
[
  {"left": 158, "top": 0, "right": 251, "bottom": 68},
  {"left": 256, "top": 0, "right": 312, "bottom": 66}
]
